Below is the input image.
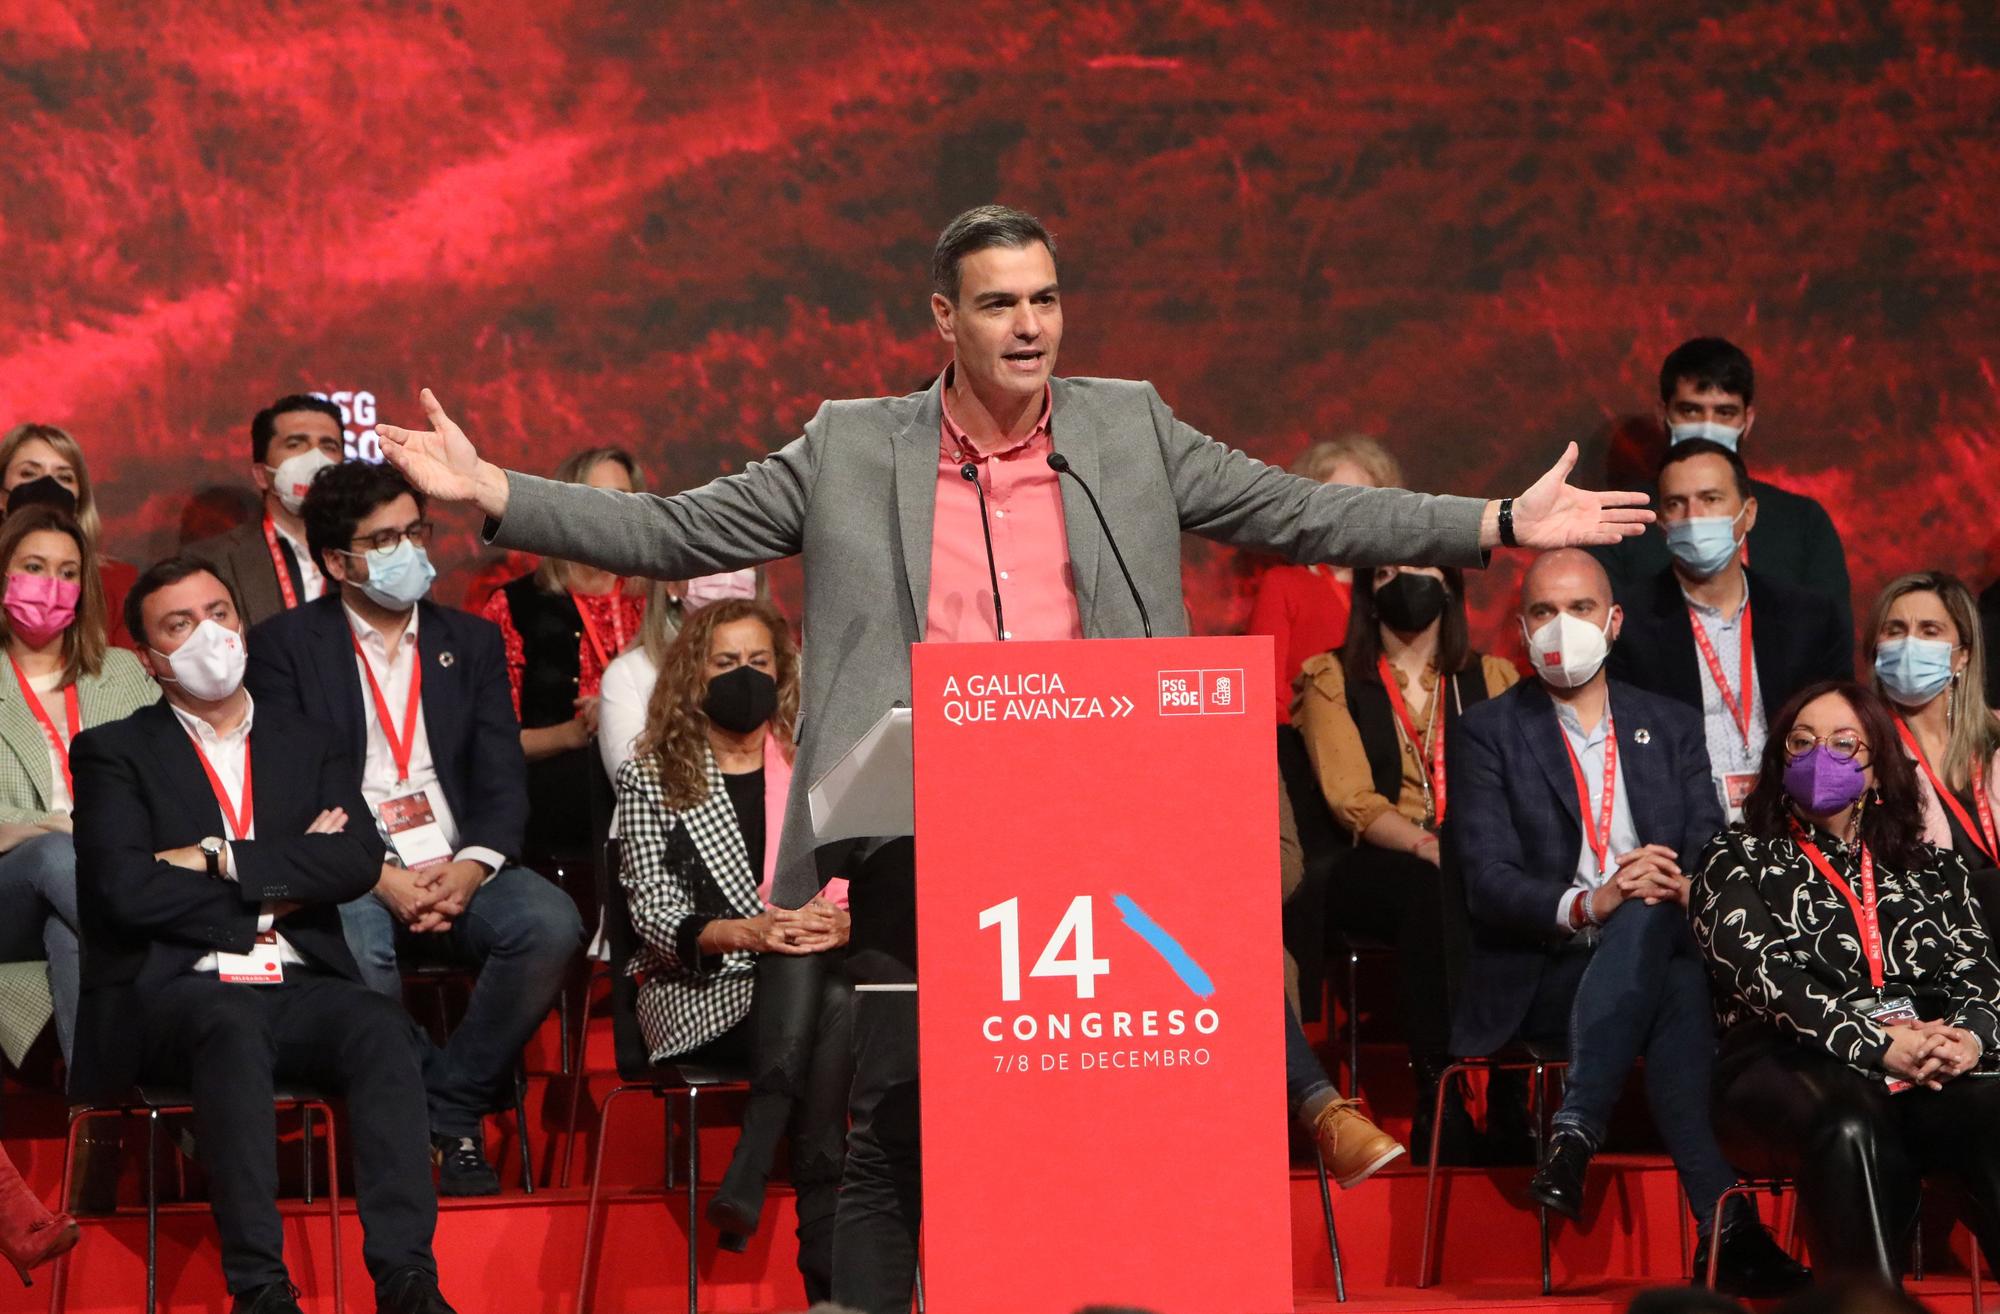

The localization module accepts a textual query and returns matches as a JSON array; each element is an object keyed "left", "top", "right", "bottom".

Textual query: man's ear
[
  {"left": 138, "top": 643, "right": 165, "bottom": 681},
  {"left": 930, "top": 291, "right": 957, "bottom": 345},
  {"left": 1738, "top": 405, "right": 1755, "bottom": 441},
  {"left": 322, "top": 548, "right": 350, "bottom": 585},
  {"left": 1740, "top": 494, "right": 1759, "bottom": 535},
  {"left": 1606, "top": 603, "right": 1624, "bottom": 645},
  {"left": 249, "top": 461, "right": 273, "bottom": 495}
]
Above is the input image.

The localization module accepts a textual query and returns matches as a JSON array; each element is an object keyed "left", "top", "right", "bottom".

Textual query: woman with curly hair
[
  {"left": 611, "top": 597, "right": 849, "bottom": 1299},
  {"left": 1691, "top": 679, "right": 2000, "bottom": 1283}
]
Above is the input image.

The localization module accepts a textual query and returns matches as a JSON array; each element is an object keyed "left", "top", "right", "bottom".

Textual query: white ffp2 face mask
[
  {"left": 153, "top": 618, "right": 248, "bottom": 703},
  {"left": 1522, "top": 612, "right": 1612, "bottom": 689},
  {"left": 265, "top": 448, "right": 337, "bottom": 515}
]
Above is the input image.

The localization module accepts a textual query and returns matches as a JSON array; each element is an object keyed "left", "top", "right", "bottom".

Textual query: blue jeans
[
  {"left": 339, "top": 865, "right": 583, "bottom": 1138},
  {"left": 1285, "top": 996, "right": 1336, "bottom": 1114},
  {"left": 1523, "top": 898, "right": 1741, "bottom": 1236},
  {"left": 0, "top": 831, "right": 79, "bottom": 1062}
]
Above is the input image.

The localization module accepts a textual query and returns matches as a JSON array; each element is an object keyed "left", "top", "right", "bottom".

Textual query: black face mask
[
  {"left": 1373, "top": 573, "right": 1448, "bottom": 632},
  {"left": 5, "top": 475, "right": 78, "bottom": 519},
  {"left": 703, "top": 665, "right": 778, "bottom": 734}
]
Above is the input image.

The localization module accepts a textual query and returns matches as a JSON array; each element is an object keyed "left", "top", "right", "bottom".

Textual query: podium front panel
[{"left": 913, "top": 636, "right": 1290, "bottom": 1314}]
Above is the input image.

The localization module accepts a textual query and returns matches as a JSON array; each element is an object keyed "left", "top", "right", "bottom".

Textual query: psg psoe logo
[
  {"left": 1157, "top": 668, "right": 1245, "bottom": 715},
  {"left": 311, "top": 390, "right": 384, "bottom": 462}
]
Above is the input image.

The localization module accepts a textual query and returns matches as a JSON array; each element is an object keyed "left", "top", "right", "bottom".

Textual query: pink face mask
[
  {"left": 4, "top": 573, "right": 80, "bottom": 647},
  {"left": 682, "top": 569, "right": 758, "bottom": 610}
]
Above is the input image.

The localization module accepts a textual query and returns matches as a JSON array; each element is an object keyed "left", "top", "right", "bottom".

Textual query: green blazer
[{"left": 0, "top": 648, "right": 159, "bottom": 823}]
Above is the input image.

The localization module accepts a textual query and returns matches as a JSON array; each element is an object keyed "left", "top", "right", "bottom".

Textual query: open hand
[
  {"left": 376, "top": 390, "right": 510, "bottom": 517},
  {"left": 1508, "top": 443, "right": 1654, "bottom": 549}
]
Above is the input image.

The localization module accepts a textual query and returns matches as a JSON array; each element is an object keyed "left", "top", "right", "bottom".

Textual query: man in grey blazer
[{"left": 380, "top": 206, "right": 1651, "bottom": 1311}]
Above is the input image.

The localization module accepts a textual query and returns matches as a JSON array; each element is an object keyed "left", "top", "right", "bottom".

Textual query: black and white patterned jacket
[
  {"left": 612, "top": 750, "right": 766, "bottom": 1061},
  {"left": 1690, "top": 824, "right": 2000, "bottom": 1076}
]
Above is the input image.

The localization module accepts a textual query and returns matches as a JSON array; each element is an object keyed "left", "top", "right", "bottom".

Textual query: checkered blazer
[
  {"left": 612, "top": 749, "right": 766, "bottom": 1061},
  {"left": 0, "top": 648, "right": 160, "bottom": 823}
]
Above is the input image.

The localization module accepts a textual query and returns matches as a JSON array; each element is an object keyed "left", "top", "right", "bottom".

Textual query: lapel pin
[
  {"left": 1634, "top": 728, "right": 1652, "bottom": 745},
  {"left": 439, "top": 652, "right": 455, "bottom": 668}
]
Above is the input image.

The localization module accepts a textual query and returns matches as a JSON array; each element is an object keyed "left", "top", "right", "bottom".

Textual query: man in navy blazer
[
  {"left": 245, "top": 461, "right": 583, "bottom": 1197},
  {"left": 75, "top": 556, "right": 456, "bottom": 1314},
  {"left": 1445, "top": 549, "right": 1804, "bottom": 1296}
]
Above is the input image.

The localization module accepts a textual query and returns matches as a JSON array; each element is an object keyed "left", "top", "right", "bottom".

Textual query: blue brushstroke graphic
[{"left": 1112, "top": 894, "right": 1215, "bottom": 999}]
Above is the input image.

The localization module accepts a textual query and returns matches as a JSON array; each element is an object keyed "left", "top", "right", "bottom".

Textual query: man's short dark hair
[
  {"left": 930, "top": 205, "right": 1058, "bottom": 304},
  {"left": 303, "top": 460, "right": 424, "bottom": 577},
  {"left": 1658, "top": 337, "right": 1755, "bottom": 407},
  {"left": 1657, "top": 437, "right": 1752, "bottom": 501},
  {"left": 251, "top": 394, "right": 346, "bottom": 465},
  {"left": 126, "top": 554, "right": 243, "bottom": 651}
]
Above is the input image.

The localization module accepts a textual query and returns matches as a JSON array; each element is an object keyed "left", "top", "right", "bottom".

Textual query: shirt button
[
  {"left": 995, "top": 509, "right": 1007, "bottom": 518},
  {"left": 999, "top": 571, "right": 1009, "bottom": 580},
  {"left": 1003, "top": 630, "right": 1013, "bottom": 639}
]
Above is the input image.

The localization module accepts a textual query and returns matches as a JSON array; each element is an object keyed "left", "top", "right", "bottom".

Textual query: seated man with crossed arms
[{"left": 70, "top": 556, "right": 454, "bottom": 1314}]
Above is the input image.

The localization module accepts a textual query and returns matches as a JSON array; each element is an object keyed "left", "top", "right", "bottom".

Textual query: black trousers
[
  {"left": 713, "top": 950, "right": 854, "bottom": 1303},
  {"left": 139, "top": 967, "right": 438, "bottom": 1295},
  {"left": 831, "top": 839, "right": 921, "bottom": 1314},
  {"left": 1713, "top": 1022, "right": 2000, "bottom": 1281},
  {"left": 1326, "top": 842, "right": 1455, "bottom": 1065}
]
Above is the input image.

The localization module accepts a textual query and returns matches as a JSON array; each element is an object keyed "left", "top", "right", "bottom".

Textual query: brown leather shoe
[{"left": 1309, "top": 1098, "right": 1405, "bottom": 1189}]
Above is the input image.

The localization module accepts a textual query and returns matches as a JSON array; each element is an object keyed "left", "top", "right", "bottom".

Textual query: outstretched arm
[
  {"left": 378, "top": 389, "right": 813, "bottom": 580},
  {"left": 1488, "top": 442, "right": 1655, "bottom": 550}
]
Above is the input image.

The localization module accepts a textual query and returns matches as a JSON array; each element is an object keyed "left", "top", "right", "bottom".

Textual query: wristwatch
[{"left": 200, "top": 837, "right": 224, "bottom": 878}]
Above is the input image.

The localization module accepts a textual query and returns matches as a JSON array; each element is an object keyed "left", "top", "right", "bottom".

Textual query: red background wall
[{"left": 2, "top": 1, "right": 1996, "bottom": 641}]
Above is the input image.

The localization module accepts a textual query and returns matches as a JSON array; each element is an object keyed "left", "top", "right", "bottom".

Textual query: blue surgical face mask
[
  {"left": 354, "top": 539, "right": 435, "bottom": 611},
  {"left": 1874, "top": 636, "right": 1958, "bottom": 707},
  {"left": 1664, "top": 506, "right": 1747, "bottom": 579},
  {"left": 1668, "top": 419, "right": 1746, "bottom": 451}
]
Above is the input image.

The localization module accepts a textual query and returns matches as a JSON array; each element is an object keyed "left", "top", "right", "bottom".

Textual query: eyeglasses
[
  {"left": 1782, "top": 731, "right": 1869, "bottom": 762},
  {"left": 347, "top": 522, "right": 435, "bottom": 554}
]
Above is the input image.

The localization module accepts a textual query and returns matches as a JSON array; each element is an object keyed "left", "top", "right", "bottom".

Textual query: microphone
[
  {"left": 959, "top": 462, "right": 1008, "bottom": 640},
  {"left": 1046, "top": 452, "right": 1151, "bottom": 638}
]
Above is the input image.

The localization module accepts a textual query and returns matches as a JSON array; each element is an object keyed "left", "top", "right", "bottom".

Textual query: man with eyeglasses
[{"left": 244, "top": 461, "right": 584, "bottom": 1196}]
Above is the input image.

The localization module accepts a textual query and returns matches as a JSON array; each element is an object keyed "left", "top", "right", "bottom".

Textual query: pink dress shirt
[{"left": 925, "top": 376, "right": 1083, "bottom": 643}]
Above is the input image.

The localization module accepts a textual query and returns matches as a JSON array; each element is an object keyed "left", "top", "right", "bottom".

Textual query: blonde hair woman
[
  {"left": 1867, "top": 571, "right": 2000, "bottom": 903},
  {"left": 0, "top": 424, "right": 139, "bottom": 647},
  {"left": 1248, "top": 434, "right": 1404, "bottom": 721}
]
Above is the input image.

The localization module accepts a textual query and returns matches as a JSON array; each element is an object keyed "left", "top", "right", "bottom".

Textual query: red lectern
[{"left": 913, "top": 636, "right": 1290, "bottom": 1314}]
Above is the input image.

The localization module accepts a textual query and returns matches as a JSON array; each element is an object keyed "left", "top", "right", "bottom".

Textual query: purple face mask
[{"left": 1782, "top": 745, "right": 1868, "bottom": 815}]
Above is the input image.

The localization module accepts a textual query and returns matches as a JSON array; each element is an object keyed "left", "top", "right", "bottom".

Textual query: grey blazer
[
  {"left": 0, "top": 648, "right": 160, "bottom": 824},
  {"left": 490, "top": 375, "right": 1488, "bottom": 905},
  {"left": 186, "top": 515, "right": 292, "bottom": 630}
]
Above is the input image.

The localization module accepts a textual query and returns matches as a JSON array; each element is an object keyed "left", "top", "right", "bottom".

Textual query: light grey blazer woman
[{"left": 0, "top": 648, "right": 158, "bottom": 1065}]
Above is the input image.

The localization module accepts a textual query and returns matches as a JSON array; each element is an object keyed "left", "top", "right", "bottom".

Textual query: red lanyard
[
  {"left": 262, "top": 515, "right": 301, "bottom": 611},
  {"left": 1688, "top": 601, "right": 1755, "bottom": 745},
  {"left": 188, "top": 731, "right": 254, "bottom": 841},
  {"left": 1791, "top": 820, "right": 1883, "bottom": 988},
  {"left": 1559, "top": 711, "right": 1619, "bottom": 877},
  {"left": 1895, "top": 718, "right": 2000, "bottom": 866},
  {"left": 570, "top": 590, "right": 627, "bottom": 670},
  {"left": 1378, "top": 657, "right": 1447, "bottom": 825},
  {"left": 352, "top": 631, "right": 422, "bottom": 782},
  {"left": 10, "top": 658, "right": 79, "bottom": 799}
]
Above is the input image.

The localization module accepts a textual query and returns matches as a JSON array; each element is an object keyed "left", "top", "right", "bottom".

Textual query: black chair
[
  {"left": 45, "top": 1086, "right": 343, "bottom": 1314},
  {"left": 574, "top": 837, "right": 750, "bottom": 1314}
]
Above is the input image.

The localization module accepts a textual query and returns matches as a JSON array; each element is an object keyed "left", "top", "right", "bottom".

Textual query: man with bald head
[{"left": 1443, "top": 549, "right": 1805, "bottom": 1295}]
